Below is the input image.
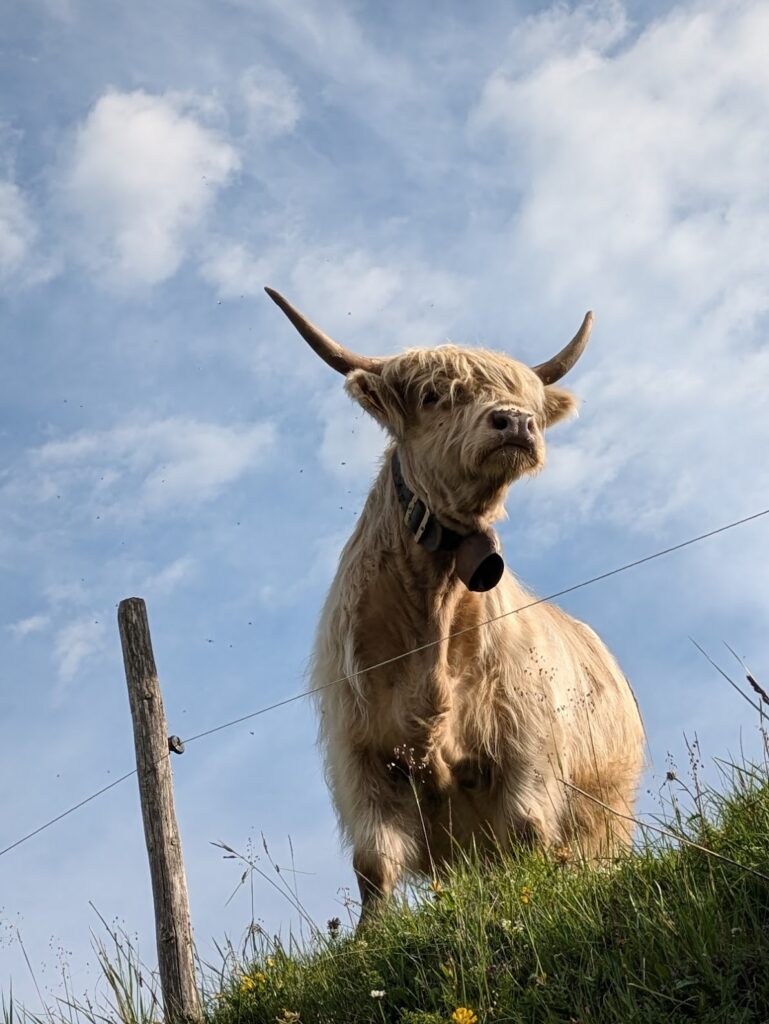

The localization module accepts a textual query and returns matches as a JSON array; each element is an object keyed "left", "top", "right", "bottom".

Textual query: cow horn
[
  {"left": 531, "top": 311, "right": 594, "bottom": 385},
  {"left": 265, "top": 287, "right": 383, "bottom": 376}
]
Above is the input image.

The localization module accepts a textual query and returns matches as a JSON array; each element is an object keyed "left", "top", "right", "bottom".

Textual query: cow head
[{"left": 265, "top": 287, "right": 591, "bottom": 531}]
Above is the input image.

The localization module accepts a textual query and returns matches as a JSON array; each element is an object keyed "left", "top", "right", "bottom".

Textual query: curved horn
[
  {"left": 531, "top": 311, "right": 594, "bottom": 385},
  {"left": 265, "top": 287, "right": 383, "bottom": 376}
]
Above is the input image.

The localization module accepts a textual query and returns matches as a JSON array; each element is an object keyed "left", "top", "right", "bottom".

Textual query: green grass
[
  {"left": 6, "top": 749, "right": 769, "bottom": 1023},
  {"left": 209, "top": 759, "right": 769, "bottom": 1024}
]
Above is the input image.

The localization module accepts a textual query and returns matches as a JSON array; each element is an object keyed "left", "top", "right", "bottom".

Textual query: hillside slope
[{"left": 212, "top": 767, "right": 769, "bottom": 1024}]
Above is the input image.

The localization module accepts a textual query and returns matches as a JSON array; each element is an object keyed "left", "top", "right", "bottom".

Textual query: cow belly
[{"left": 315, "top": 572, "right": 644, "bottom": 871}]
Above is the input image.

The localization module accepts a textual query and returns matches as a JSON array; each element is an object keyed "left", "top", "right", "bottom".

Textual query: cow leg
[
  {"left": 352, "top": 817, "right": 417, "bottom": 927},
  {"left": 498, "top": 766, "right": 566, "bottom": 853},
  {"left": 353, "top": 848, "right": 392, "bottom": 925},
  {"left": 563, "top": 761, "right": 641, "bottom": 860},
  {"left": 334, "top": 750, "right": 423, "bottom": 927}
]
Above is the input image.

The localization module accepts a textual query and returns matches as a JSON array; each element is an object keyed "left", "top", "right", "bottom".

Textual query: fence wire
[{"left": 1, "top": 504, "right": 768, "bottom": 862}]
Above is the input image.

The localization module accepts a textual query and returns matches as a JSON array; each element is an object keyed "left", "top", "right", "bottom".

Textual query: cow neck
[
  {"left": 387, "top": 449, "right": 506, "bottom": 595},
  {"left": 355, "top": 452, "right": 457, "bottom": 593},
  {"left": 390, "top": 450, "right": 466, "bottom": 556}
]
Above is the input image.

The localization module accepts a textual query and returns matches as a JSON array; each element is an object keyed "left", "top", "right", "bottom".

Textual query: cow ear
[
  {"left": 543, "top": 385, "right": 579, "bottom": 427},
  {"left": 346, "top": 369, "right": 405, "bottom": 435}
]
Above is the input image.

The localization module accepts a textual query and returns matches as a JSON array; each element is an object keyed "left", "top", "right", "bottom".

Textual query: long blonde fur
[{"left": 309, "top": 342, "right": 645, "bottom": 916}]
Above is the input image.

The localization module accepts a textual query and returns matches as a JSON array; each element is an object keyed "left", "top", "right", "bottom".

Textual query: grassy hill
[
  {"left": 5, "top": 749, "right": 769, "bottom": 1024},
  {"left": 209, "top": 758, "right": 769, "bottom": 1024}
]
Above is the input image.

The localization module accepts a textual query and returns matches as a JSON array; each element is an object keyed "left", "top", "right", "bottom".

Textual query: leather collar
[{"left": 391, "top": 451, "right": 465, "bottom": 554}]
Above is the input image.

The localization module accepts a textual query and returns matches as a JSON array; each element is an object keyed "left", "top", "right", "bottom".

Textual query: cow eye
[{"left": 422, "top": 390, "right": 440, "bottom": 407}]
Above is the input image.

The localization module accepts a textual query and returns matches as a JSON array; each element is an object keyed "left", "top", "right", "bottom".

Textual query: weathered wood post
[{"left": 118, "top": 597, "right": 201, "bottom": 1024}]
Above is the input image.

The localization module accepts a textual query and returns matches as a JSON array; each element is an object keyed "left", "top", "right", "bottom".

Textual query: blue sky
[{"left": 2, "top": 0, "right": 769, "bottom": 1008}]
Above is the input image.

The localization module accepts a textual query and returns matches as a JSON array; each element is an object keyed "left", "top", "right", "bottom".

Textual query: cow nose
[{"left": 489, "top": 410, "right": 536, "bottom": 446}]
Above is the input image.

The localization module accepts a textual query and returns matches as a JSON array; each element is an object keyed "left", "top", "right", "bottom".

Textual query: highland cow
[{"left": 266, "top": 287, "right": 644, "bottom": 921}]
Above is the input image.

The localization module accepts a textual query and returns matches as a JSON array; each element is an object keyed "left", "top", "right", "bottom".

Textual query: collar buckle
[
  {"left": 404, "top": 493, "right": 432, "bottom": 545},
  {"left": 393, "top": 450, "right": 462, "bottom": 552},
  {"left": 404, "top": 494, "right": 419, "bottom": 526},
  {"left": 413, "top": 504, "right": 432, "bottom": 544}
]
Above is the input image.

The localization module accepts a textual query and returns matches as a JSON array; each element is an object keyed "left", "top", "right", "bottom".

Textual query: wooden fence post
[{"left": 118, "top": 597, "right": 201, "bottom": 1024}]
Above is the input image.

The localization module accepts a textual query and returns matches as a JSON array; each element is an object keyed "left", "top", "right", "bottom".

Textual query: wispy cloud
[
  {"left": 0, "top": 179, "right": 54, "bottom": 288},
  {"left": 200, "top": 240, "right": 270, "bottom": 298},
  {"left": 28, "top": 416, "right": 276, "bottom": 517},
  {"left": 7, "top": 613, "right": 50, "bottom": 638},
  {"left": 53, "top": 614, "right": 105, "bottom": 688},
  {"left": 240, "top": 65, "right": 301, "bottom": 137},
  {"left": 0, "top": 180, "right": 35, "bottom": 278},
  {"left": 271, "top": 243, "right": 462, "bottom": 352},
  {"left": 140, "top": 555, "right": 196, "bottom": 597}
]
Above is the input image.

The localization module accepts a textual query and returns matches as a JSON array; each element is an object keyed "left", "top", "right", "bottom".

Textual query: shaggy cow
[{"left": 266, "top": 287, "right": 645, "bottom": 921}]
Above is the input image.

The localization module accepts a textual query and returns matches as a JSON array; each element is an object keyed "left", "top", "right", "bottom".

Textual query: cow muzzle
[{"left": 489, "top": 409, "right": 537, "bottom": 451}]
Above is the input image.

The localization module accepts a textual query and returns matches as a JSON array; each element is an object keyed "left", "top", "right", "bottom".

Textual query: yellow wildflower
[
  {"left": 452, "top": 1008, "right": 478, "bottom": 1024},
  {"left": 239, "top": 971, "right": 267, "bottom": 994},
  {"left": 519, "top": 886, "right": 532, "bottom": 905}
]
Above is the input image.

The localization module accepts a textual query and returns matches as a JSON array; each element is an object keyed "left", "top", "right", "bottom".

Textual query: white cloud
[
  {"left": 29, "top": 416, "right": 276, "bottom": 517},
  {"left": 62, "top": 90, "right": 240, "bottom": 287},
  {"left": 286, "top": 244, "right": 462, "bottom": 353},
  {"left": 140, "top": 556, "right": 196, "bottom": 597},
  {"left": 240, "top": 66, "right": 301, "bottom": 136},
  {"left": 212, "top": 238, "right": 463, "bottom": 401},
  {"left": 0, "top": 181, "right": 35, "bottom": 278},
  {"left": 205, "top": 239, "right": 413, "bottom": 323},
  {"left": 235, "top": 0, "right": 421, "bottom": 142},
  {"left": 472, "top": 0, "right": 769, "bottom": 318},
  {"left": 53, "top": 615, "right": 105, "bottom": 686},
  {"left": 7, "top": 613, "right": 49, "bottom": 638},
  {"left": 200, "top": 241, "right": 269, "bottom": 298},
  {"left": 290, "top": 248, "right": 403, "bottom": 336},
  {"left": 514, "top": 320, "right": 769, "bottom": 552},
  {"left": 469, "top": 0, "right": 769, "bottom": 545},
  {"left": 43, "top": 580, "right": 91, "bottom": 609},
  {"left": 501, "top": 0, "right": 630, "bottom": 68},
  {"left": 0, "top": 180, "right": 54, "bottom": 288}
]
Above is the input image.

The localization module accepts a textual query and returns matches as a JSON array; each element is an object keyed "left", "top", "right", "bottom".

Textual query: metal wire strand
[{"left": 1, "top": 505, "right": 767, "bottom": 861}]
